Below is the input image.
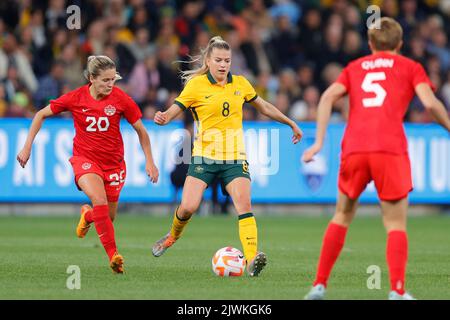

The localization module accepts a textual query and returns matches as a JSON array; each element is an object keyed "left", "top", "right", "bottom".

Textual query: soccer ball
[{"left": 212, "top": 246, "right": 246, "bottom": 277}]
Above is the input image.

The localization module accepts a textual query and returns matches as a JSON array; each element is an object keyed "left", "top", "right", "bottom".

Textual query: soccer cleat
[
  {"left": 388, "top": 291, "right": 416, "bottom": 300},
  {"left": 76, "top": 204, "right": 92, "bottom": 238},
  {"left": 152, "top": 233, "right": 176, "bottom": 257},
  {"left": 304, "top": 284, "right": 326, "bottom": 300},
  {"left": 246, "top": 252, "right": 267, "bottom": 277},
  {"left": 110, "top": 252, "right": 124, "bottom": 274}
]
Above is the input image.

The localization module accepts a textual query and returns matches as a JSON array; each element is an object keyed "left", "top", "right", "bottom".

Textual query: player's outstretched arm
[
  {"left": 154, "top": 103, "right": 183, "bottom": 126},
  {"left": 16, "top": 105, "right": 54, "bottom": 168},
  {"left": 132, "top": 119, "right": 159, "bottom": 183},
  {"left": 302, "top": 83, "right": 347, "bottom": 163},
  {"left": 415, "top": 83, "right": 450, "bottom": 132},
  {"left": 251, "top": 96, "right": 303, "bottom": 144}
]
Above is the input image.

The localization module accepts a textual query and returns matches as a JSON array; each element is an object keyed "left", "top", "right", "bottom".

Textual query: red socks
[
  {"left": 92, "top": 204, "right": 117, "bottom": 261},
  {"left": 85, "top": 209, "right": 93, "bottom": 224},
  {"left": 314, "top": 222, "right": 348, "bottom": 287},
  {"left": 313, "top": 223, "right": 408, "bottom": 294},
  {"left": 387, "top": 230, "right": 408, "bottom": 295}
]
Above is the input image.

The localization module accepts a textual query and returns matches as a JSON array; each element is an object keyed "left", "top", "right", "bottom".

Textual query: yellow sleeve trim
[{"left": 246, "top": 94, "right": 258, "bottom": 103}]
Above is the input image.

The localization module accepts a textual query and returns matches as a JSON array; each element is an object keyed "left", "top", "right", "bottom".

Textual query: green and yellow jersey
[{"left": 174, "top": 72, "right": 258, "bottom": 161}]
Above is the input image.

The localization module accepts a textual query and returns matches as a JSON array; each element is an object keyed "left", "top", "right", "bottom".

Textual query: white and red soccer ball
[{"left": 211, "top": 246, "right": 245, "bottom": 277}]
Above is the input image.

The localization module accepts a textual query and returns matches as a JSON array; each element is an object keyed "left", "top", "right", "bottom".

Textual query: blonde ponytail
[{"left": 179, "top": 36, "right": 230, "bottom": 85}]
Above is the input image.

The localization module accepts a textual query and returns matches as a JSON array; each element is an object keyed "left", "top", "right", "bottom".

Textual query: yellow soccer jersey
[{"left": 174, "top": 72, "right": 258, "bottom": 161}]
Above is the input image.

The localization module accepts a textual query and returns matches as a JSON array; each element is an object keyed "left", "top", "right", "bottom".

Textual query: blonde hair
[
  {"left": 84, "top": 55, "right": 122, "bottom": 81},
  {"left": 179, "top": 36, "right": 230, "bottom": 84},
  {"left": 368, "top": 17, "right": 403, "bottom": 51}
]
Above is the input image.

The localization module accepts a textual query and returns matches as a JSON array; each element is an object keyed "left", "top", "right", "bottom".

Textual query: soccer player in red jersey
[
  {"left": 303, "top": 18, "right": 450, "bottom": 299},
  {"left": 16, "top": 56, "right": 159, "bottom": 274}
]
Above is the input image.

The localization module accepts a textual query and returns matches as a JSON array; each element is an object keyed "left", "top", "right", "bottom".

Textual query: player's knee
[
  {"left": 333, "top": 210, "right": 354, "bottom": 226},
  {"left": 90, "top": 194, "right": 108, "bottom": 206},
  {"left": 233, "top": 195, "right": 252, "bottom": 213},
  {"left": 337, "top": 206, "right": 355, "bottom": 216}
]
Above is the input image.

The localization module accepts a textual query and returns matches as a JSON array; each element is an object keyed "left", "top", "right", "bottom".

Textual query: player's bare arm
[
  {"left": 154, "top": 103, "right": 183, "bottom": 126},
  {"left": 251, "top": 96, "right": 303, "bottom": 144},
  {"left": 16, "top": 105, "right": 54, "bottom": 168},
  {"left": 302, "top": 83, "right": 347, "bottom": 163},
  {"left": 132, "top": 119, "right": 159, "bottom": 183},
  {"left": 415, "top": 83, "right": 450, "bottom": 132}
]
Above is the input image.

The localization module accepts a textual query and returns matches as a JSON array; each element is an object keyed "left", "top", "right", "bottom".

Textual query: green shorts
[{"left": 187, "top": 157, "right": 251, "bottom": 189}]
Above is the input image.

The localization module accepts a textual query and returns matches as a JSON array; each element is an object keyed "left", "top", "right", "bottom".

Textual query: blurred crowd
[{"left": 0, "top": 0, "right": 449, "bottom": 123}]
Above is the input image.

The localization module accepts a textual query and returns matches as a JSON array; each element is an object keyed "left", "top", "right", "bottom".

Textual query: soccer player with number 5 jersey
[
  {"left": 17, "top": 56, "right": 159, "bottom": 274},
  {"left": 303, "top": 17, "right": 450, "bottom": 300}
]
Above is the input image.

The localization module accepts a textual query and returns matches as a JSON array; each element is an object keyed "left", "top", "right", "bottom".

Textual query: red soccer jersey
[
  {"left": 336, "top": 52, "right": 435, "bottom": 157},
  {"left": 50, "top": 85, "right": 142, "bottom": 170}
]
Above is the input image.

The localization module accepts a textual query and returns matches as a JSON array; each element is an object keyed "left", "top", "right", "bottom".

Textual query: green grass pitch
[{"left": 0, "top": 214, "right": 449, "bottom": 300}]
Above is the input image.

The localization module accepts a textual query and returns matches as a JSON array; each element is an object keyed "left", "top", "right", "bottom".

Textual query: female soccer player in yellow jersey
[{"left": 151, "top": 36, "right": 303, "bottom": 276}]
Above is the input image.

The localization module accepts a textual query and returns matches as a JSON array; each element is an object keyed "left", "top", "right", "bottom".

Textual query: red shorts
[
  {"left": 338, "top": 152, "right": 413, "bottom": 201},
  {"left": 69, "top": 156, "right": 126, "bottom": 202}
]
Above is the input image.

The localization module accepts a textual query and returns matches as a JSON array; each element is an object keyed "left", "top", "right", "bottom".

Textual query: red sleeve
[
  {"left": 411, "top": 62, "right": 436, "bottom": 92},
  {"left": 122, "top": 93, "right": 142, "bottom": 124},
  {"left": 49, "top": 90, "right": 77, "bottom": 114},
  {"left": 335, "top": 66, "right": 350, "bottom": 90}
]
